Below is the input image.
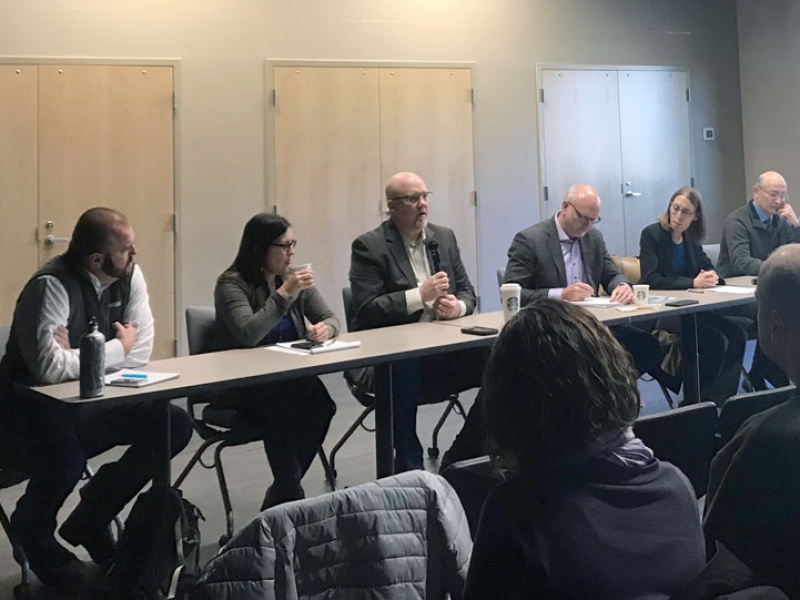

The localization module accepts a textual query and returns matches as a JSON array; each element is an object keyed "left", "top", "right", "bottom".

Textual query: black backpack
[{"left": 102, "top": 486, "right": 204, "bottom": 600}]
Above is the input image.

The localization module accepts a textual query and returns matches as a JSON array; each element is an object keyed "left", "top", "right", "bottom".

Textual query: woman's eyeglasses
[{"left": 271, "top": 240, "right": 298, "bottom": 252}]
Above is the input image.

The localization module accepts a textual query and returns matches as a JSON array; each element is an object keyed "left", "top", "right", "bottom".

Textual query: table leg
[
  {"left": 681, "top": 313, "right": 700, "bottom": 404},
  {"left": 153, "top": 398, "right": 171, "bottom": 488},
  {"left": 374, "top": 363, "right": 395, "bottom": 478}
]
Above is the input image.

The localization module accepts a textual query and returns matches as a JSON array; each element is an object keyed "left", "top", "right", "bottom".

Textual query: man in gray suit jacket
[
  {"left": 504, "top": 183, "right": 660, "bottom": 373},
  {"left": 441, "top": 184, "right": 661, "bottom": 468},
  {"left": 349, "top": 172, "right": 486, "bottom": 472}
]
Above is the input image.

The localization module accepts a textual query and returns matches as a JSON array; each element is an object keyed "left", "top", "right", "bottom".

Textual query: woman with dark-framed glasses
[
  {"left": 639, "top": 186, "right": 746, "bottom": 406},
  {"left": 213, "top": 213, "right": 338, "bottom": 509}
]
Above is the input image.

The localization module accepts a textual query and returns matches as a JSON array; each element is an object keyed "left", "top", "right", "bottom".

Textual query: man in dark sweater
[
  {"left": 717, "top": 171, "right": 800, "bottom": 390},
  {"left": 704, "top": 243, "right": 800, "bottom": 597}
]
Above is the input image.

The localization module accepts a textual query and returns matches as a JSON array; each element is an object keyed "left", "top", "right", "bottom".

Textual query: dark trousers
[
  {"left": 212, "top": 376, "right": 335, "bottom": 485},
  {"left": 721, "top": 304, "right": 789, "bottom": 390},
  {"left": 391, "top": 347, "right": 488, "bottom": 472},
  {"left": 442, "top": 325, "right": 660, "bottom": 466},
  {"left": 9, "top": 396, "right": 193, "bottom": 572},
  {"left": 695, "top": 312, "right": 747, "bottom": 405},
  {"left": 610, "top": 324, "right": 663, "bottom": 376}
]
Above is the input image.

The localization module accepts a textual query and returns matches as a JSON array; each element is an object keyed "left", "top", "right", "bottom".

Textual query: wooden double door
[
  {"left": 0, "top": 64, "right": 175, "bottom": 358},
  {"left": 271, "top": 65, "right": 478, "bottom": 320}
]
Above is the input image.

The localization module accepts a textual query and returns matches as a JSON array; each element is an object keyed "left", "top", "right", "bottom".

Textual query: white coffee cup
[
  {"left": 288, "top": 262, "right": 312, "bottom": 274},
  {"left": 633, "top": 284, "right": 650, "bottom": 307},
  {"left": 500, "top": 283, "right": 522, "bottom": 322}
]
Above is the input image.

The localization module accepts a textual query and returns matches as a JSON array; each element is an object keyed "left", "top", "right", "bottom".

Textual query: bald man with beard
[{"left": 348, "top": 172, "right": 487, "bottom": 473}]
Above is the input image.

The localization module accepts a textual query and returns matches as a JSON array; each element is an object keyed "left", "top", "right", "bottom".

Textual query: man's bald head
[
  {"left": 752, "top": 171, "right": 788, "bottom": 216},
  {"left": 558, "top": 184, "right": 601, "bottom": 239},
  {"left": 385, "top": 171, "right": 430, "bottom": 238},
  {"left": 66, "top": 207, "right": 130, "bottom": 259},
  {"left": 757, "top": 244, "right": 800, "bottom": 382},
  {"left": 565, "top": 184, "right": 601, "bottom": 209}
]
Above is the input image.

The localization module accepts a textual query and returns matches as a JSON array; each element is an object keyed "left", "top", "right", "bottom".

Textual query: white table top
[
  {"left": 18, "top": 276, "right": 756, "bottom": 404},
  {"left": 18, "top": 320, "right": 494, "bottom": 404}
]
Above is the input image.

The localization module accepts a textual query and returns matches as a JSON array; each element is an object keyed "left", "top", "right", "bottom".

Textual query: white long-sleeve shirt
[{"left": 13, "top": 263, "right": 154, "bottom": 385}]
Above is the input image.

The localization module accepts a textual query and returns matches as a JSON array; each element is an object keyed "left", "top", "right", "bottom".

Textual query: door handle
[
  {"left": 44, "top": 234, "right": 70, "bottom": 246},
  {"left": 624, "top": 181, "right": 642, "bottom": 197}
]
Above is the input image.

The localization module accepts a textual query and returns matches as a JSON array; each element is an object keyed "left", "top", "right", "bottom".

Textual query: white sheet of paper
[
  {"left": 269, "top": 340, "right": 362, "bottom": 355},
  {"left": 569, "top": 297, "right": 619, "bottom": 307},
  {"left": 708, "top": 286, "right": 755, "bottom": 295}
]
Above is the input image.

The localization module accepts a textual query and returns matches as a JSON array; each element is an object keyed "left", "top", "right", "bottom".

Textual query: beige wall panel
[
  {"left": 378, "top": 68, "right": 478, "bottom": 288},
  {"left": 38, "top": 65, "right": 175, "bottom": 358},
  {"left": 274, "top": 66, "right": 382, "bottom": 321},
  {"left": 0, "top": 65, "right": 38, "bottom": 325}
]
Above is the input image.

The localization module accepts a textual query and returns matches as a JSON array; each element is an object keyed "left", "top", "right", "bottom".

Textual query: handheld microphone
[{"left": 427, "top": 240, "right": 442, "bottom": 273}]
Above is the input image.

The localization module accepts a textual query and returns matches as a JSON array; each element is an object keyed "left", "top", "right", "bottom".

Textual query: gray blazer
[
  {"left": 504, "top": 217, "right": 628, "bottom": 306},
  {"left": 349, "top": 219, "right": 476, "bottom": 331}
]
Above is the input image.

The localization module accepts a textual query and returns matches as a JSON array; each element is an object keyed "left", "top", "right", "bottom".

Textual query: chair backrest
[
  {"left": 612, "top": 255, "right": 642, "bottom": 284},
  {"left": 634, "top": 401, "right": 718, "bottom": 497},
  {"left": 0, "top": 324, "right": 9, "bottom": 361},
  {"left": 193, "top": 470, "right": 472, "bottom": 599},
  {"left": 496, "top": 268, "right": 506, "bottom": 287},
  {"left": 341, "top": 286, "right": 354, "bottom": 333},
  {"left": 702, "top": 243, "right": 721, "bottom": 268},
  {"left": 185, "top": 306, "right": 216, "bottom": 356},
  {"left": 441, "top": 456, "right": 505, "bottom": 537},
  {"left": 717, "top": 385, "right": 796, "bottom": 450}
]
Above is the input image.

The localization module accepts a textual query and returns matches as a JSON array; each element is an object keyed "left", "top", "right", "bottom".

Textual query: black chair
[
  {"left": 0, "top": 322, "right": 32, "bottom": 599},
  {"left": 634, "top": 401, "right": 719, "bottom": 498},
  {"left": 441, "top": 456, "right": 505, "bottom": 537},
  {"left": 716, "top": 385, "right": 795, "bottom": 450},
  {"left": 328, "top": 288, "right": 466, "bottom": 478},
  {"left": 173, "top": 307, "right": 336, "bottom": 546}
]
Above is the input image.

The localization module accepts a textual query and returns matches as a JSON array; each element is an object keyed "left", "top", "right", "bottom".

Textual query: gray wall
[
  {"left": 0, "top": 0, "right": 744, "bottom": 324},
  {"left": 738, "top": 0, "right": 800, "bottom": 195}
]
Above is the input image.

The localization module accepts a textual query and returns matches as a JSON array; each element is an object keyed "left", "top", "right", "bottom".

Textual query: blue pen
[{"left": 121, "top": 373, "right": 148, "bottom": 379}]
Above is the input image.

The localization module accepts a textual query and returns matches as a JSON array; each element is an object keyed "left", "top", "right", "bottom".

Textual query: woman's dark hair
[
  {"left": 484, "top": 299, "right": 640, "bottom": 472},
  {"left": 233, "top": 213, "right": 291, "bottom": 284},
  {"left": 658, "top": 186, "right": 706, "bottom": 245}
]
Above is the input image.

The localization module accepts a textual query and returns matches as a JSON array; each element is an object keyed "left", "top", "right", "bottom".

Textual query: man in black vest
[{"left": 0, "top": 208, "right": 193, "bottom": 590}]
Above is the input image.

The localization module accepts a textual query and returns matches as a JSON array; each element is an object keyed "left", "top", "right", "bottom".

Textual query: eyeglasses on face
[
  {"left": 758, "top": 187, "right": 789, "bottom": 202},
  {"left": 669, "top": 204, "right": 695, "bottom": 217},
  {"left": 271, "top": 240, "right": 297, "bottom": 252},
  {"left": 566, "top": 201, "right": 601, "bottom": 225},
  {"left": 390, "top": 191, "right": 432, "bottom": 205}
]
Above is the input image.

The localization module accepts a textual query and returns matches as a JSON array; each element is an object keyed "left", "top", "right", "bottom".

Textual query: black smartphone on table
[
  {"left": 665, "top": 299, "right": 699, "bottom": 307},
  {"left": 461, "top": 326, "right": 499, "bottom": 336}
]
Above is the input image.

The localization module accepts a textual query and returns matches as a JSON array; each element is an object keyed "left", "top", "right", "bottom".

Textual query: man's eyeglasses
[
  {"left": 271, "top": 240, "right": 297, "bottom": 252},
  {"left": 390, "top": 191, "right": 432, "bottom": 205},
  {"left": 669, "top": 204, "right": 695, "bottom": 217},
  {"left": 758, "top": 187, "right": 789, "bottom": 202},
  {"left": 567, "top": 201, "right": 601, "bottom": 225}
]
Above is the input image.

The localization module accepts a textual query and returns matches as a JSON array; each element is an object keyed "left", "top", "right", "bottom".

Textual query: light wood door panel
[
  {"left": 540, "top": 69, "right": 625, "bottom": 253},
  {"left": 0, "top": 66, "right": 39, "bottom": 325},
  {"left": 378, "top": 68, "right": 478, "bottom": 286},
  {"left": 38, "top": 65, "right": 175, "bottom": 358},
  {"left": 273, "top": 66, "right": 382, "bottom": 321},
  {"left": 618, "top": 70, "right": 691, "bottom": 254}
]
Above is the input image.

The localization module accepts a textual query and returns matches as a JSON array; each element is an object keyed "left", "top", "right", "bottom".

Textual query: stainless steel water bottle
[{"left": 80, "top": 317, "right": 105, "bottom": 399}]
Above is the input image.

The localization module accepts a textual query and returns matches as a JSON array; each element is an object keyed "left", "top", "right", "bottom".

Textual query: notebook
[{"left": 106, "top": 369, "right": 180, "bottom": 388}]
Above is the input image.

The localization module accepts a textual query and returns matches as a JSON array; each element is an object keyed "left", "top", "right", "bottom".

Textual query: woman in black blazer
[{"left": 639, "top": 186, "right": 746, "bottom": 406}]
